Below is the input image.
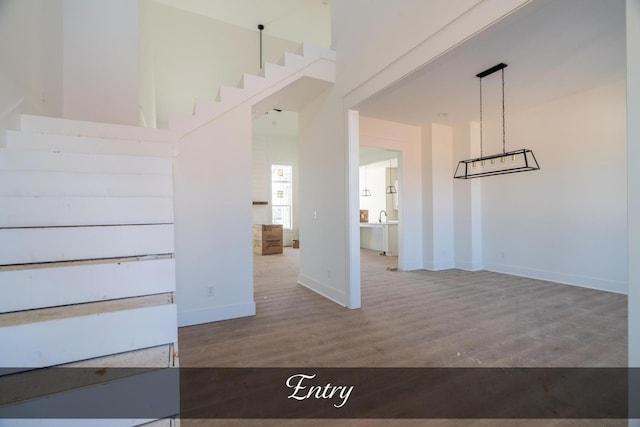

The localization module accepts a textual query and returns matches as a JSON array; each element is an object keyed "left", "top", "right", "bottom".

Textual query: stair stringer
[{"left": 168, "top": 45, "right": 336, "bottom": 138}]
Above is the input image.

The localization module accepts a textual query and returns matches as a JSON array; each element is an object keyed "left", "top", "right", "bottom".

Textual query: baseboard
[
  {"left": 485, "top": 262, "right": 627, "bottom": 295},
  {"left": 298, "top": 274, "right": 347, "bottom": 307},
  {"left": 399, "top": 258, "right": 423, "bottom": 271},
  {"left": 423, "top": 260, "right": 455, "bottom": 271},
  {"left": 178, "top": 301, "right": 256, "bottom": 327},
  {"left": 454, "top": 260, "right": 483, "bottom": 272}
]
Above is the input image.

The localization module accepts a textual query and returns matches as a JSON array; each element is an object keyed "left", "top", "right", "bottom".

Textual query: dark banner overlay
[{"left": 1, "top": 368, "right": 638, "bottom": 419}]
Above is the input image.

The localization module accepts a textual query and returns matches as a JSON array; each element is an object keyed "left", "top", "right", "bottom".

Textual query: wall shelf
[{"left": 252, "top": 201, "right": 269, "bottom": 205}]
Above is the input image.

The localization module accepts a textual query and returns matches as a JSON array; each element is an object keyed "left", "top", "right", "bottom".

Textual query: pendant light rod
[
  {"left": 258, "top": 24, "right": 265, "bottom": 69},
  {"left": 476, "top": 63, "right": 508, "bottom": 159},
  {"left": 479, "top": 71, "right": 483, "bottom": 158},
  {"left": 501, "top": 67, "right": 506, "bottom": 155}
]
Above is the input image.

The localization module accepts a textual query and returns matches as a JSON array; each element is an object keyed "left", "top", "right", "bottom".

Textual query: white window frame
[{"left": 271, "top": 164, "right": 293, "bottom": 229}]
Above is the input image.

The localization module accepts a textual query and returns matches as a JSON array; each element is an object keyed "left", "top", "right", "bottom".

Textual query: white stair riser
[
  {"left": 194, "top": 99, "right": 224, "bottom": 117},
  {"left": 282, "top": 52, "right": 309, "bottom": 68},
  {"left": 0, "top": 224, "right": 174, "bottom": 265},
  {"left": 19, "top": 115, "right": 177, "bottom": 143},
  {"left": 1, "top": 259, "right": 176, "bottom": 313},
  {"left": 0, "top": 304, "right": 177, "bottom": 368},
  {"left": 241, "top": 74, "right": 268, "bottom": 92},
  {"left": 0, "top": 149, "right": 171, "bottom": 175},
  {"left": 6, "top": 130, "right": 175, "bottom": 158},
  {"left": 215, "top": 86, "right": 244, "bottom": 104},
  {"left": 0, "top": 196, "right": 174, "bottom": 227},
  {"left": 296, "top": 42, "right": 337, "bottom": 60},
  {"left": 263, "top": 62, "right": 288, "bottom": 81}
]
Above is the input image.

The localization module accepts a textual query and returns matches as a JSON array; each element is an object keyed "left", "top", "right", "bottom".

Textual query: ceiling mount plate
[{"left": 476, "top": 63, "right": 508, "bottom": 78}]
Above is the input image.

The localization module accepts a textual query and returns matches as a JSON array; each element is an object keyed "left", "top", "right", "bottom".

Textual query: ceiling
[
  {"left": 153, "top": 0, "right": 331, "bottom": 47},
  {"left": 356, "top": 0, "right": 626, "bottom": 126},
  {"left": 253, "top": 109, "right": 298, "bottom": 138}
]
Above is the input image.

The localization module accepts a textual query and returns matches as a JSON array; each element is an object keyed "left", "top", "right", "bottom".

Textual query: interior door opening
[{"left": 358, "top": 147, "right": 401, "bottom": 273}]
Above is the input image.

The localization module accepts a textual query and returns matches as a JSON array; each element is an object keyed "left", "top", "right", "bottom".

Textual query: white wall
[
  {"left": 481, "top": 80, "right": 627, "bottom": 293},
  {"left": 173, "top": 105, "right": 255, "bottom": 327},
  {"left": 298, "top": 89, "right": 351, "bottom": 306},
  {"left": 0, "top": 0, "right": 63, "bottom": 122},
  {"left": 149, "top": 2, "right": 299, "bottom": 128},
  {"left": 139, "top": 0, "right": 157, "bottom": 128},
  {"left": 359, "top": 116, "right": 423, "bottom": 271},
  {"left": 62, "top": 0, "right": 139, "bottom": 125},
  {"left": 0, "top": 0, "right": 140, "bottom": 127}
]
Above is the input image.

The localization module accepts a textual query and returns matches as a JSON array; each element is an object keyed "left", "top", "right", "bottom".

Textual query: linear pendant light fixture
[
  {"left": 361, "top": 166, "right": 372, "bottom": 197},
  {"left": 454, "top": 63, "right": 540, "bottom": 179},
  {"left": 385, "top": 159, "right": 397, "bottom": 194}
]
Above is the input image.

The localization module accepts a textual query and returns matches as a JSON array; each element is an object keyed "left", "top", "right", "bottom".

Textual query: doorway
[
  {"left": 359, "top": 148, "right": 400, "bottom": 269},
  {"left": 251, "top": 109, "right": 301, "bottom": 301}
]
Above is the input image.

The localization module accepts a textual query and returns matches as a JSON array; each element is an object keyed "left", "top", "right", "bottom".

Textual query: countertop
[{"left": 360, "top": 221, "right": 398, "bottom": 227}]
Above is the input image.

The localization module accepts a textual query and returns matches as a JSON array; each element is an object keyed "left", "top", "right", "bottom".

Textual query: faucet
[{"left": 378, "top": 210, "right": 387, "bottom": 223}]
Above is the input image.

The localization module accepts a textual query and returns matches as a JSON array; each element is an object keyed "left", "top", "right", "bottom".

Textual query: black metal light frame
[
  {"left": 453, "top": 148, "right": 540, "bottom": 179},
  {"left": 454, "top": 63, "right": 540, "bottom": 179}
]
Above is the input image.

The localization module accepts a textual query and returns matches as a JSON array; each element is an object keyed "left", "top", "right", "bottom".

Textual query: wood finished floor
[{"left": 178, "top": 248, "right": 627, "bottom": 426}]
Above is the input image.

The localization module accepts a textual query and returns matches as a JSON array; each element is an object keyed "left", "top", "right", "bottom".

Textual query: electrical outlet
[{"left": 206, "top": 286, "right": 215, "bottom": 297}]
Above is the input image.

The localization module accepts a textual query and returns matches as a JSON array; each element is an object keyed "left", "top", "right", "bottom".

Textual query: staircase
[
  {"left": 0, "top": 116, "right": 180, "bottom": 425},
  {"left": 168, "top": 42, "right": 336, "bottom": 135}
]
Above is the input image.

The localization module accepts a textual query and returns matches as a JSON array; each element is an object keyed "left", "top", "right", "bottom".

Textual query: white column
[
  {"left": 628, "top": 0, "right": 640, "bottom": 366},
  {"left": 422, "top": 123, "right": 455, "bottom": 270},
  {"left": 628, "top": 1, "right": 640, "bottom": 425},
  {"left": 422, "top": 124, "right": 435, "bottom": 267},
  {"left": 452, "top": 122, "right": 483, "bottom": 271},
  {"left": 348, "top": 109, "right": 361, "bottom": 309}
]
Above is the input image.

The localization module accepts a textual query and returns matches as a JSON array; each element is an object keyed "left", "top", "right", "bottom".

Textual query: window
[{"left": 271, "top": 165, "right": 292, "bottom": 229}]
